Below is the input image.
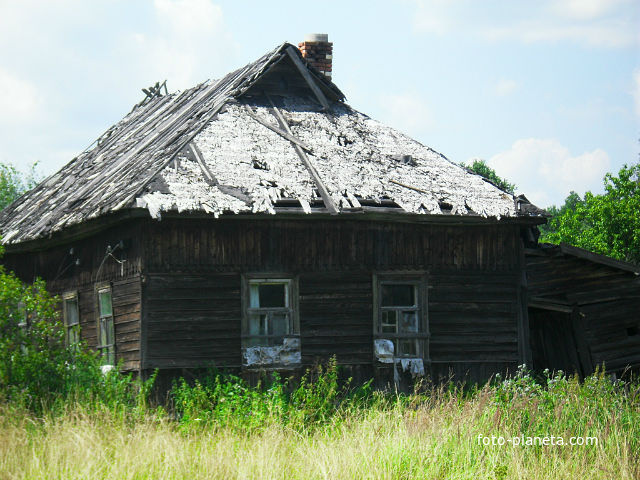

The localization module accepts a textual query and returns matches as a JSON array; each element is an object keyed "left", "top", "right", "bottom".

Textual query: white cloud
[
  {"left": 633, "top": 69, "right": 640, "bottom": 116},
  {"left": 378, "top": 93, "right": 433, "bottom": 137},
  {"left": 484, "top": 19, "right": 637, "bottom": 48},
  {"left": 486, "top": 138, "right": 610, "bottom": 207},
  {"left": 0, "top": 69, "right": 41, "bottom": 123},
  {"left": 409, "top": 0, "right": 639, "bottom": 48},
  {"left": 551, "top": 0, "right": 632, "bottom": 20},
  {"left": 124, "top": 0, "right": 233, "bottom": 90},
  {"left": 494, "top": 78, "right": 517, "bottom": 96}
]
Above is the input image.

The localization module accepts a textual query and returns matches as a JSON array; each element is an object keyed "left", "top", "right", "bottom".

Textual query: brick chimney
[{"left": 298, "top": 33, "right": 332, "bottom": 80}]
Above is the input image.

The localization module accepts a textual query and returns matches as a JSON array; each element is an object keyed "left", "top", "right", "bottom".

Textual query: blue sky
[{"left": 0, "top": 0, "right": 638, "bottom": 207}]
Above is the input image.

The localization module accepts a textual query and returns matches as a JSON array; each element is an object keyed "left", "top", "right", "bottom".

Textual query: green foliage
[
  {"left": 172, "top": 357, "right": 372, "bottom": 432},
  {"left": 540, "top": 163, "right": 640, "bottom": 264},
  {"left": 0, "top": 247, "right": 155, "bottom": 413},
  {"left": 0, "top": 162, "right": 41, "bottom": 211},
  {"left": 462, "top": 159, "right": 516, "bottom": 194}
]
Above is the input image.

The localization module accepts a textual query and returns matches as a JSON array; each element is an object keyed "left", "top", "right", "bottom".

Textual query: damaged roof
[{"left": 0, "top": 42, "right": 543, "bottom": 246}]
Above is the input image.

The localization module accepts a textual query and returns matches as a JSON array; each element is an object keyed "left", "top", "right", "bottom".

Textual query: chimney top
[
  {"left": 304, "top": 33, "right": 329, "bottom": 42},
  {"left": 298, "top": 33, "right": 333, "bottom": 80}
]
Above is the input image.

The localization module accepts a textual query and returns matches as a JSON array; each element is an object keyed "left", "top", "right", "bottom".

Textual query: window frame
[
  {"left": 96, "top": 284, "right": 115, "bottom": 366},
  {"left": 62, "top": 291, "right": 80, "bottom": 348},
  {"left": 241, "top": 274, "right": 299, "bottom": 347},
  {"left": 373, "top": 272, "right": 430, "bottom": 359}
]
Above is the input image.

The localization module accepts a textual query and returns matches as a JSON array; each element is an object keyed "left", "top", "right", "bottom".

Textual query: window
[
  {"left": 63, "top": 292, "right": 80, "bottom": 348},
  {"left": 97, "top": 287, "right": 115, "bottom": 366},
  {"left": 374, "top": 274, "right": 429, "bottom": 358},
  {"left": 17, "top": 301, "right": 30, "bottom": 354},
  {"left": 242, "top": 276, "right": 298, "bottom": 347}
]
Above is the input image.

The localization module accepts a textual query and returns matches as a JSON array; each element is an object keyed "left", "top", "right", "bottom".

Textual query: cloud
[
  {"left": 123, "top": 0, "right": 234, "bottom": 90},
  {"left": 486, "top": 138, "right": 610, "bottom": 207},
  {"left": 633, "top": 69, "right": 640, "bottom": 116},
  {"left": 0, "top": 69, "right": 41, "bottom": 124},
  {"left": 378, "top": 93, "right": 433, "bottom": 137},
  {"left": 484, "top": 19, "right": 637, "bottom": 48},
  {"left": 494, "top": 78, "right": 517, "bottom": 96},
  {"left": 551, "top": 0, "right": 632, "bottom": 20},
  {"left": 409, "top": 0, "right": 638, "bottom": 48}
]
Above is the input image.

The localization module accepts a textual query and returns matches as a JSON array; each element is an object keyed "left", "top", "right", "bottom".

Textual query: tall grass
[{"left": 1, "top": 364, "right": 639, "bottom": 479}]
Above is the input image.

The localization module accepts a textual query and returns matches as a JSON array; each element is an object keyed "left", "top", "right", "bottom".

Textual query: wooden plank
[
  {"left": 188, "top": 142, "right": 217, "bottom": 185},
  {"left": 560, "top": 243, "right": 640, "bottom": 273},
  {"left": 285, "top": 46, "right": 331, "bottom": 111},
  {"left": 267, "top": 97, "right": 339, "bottom": 214},
  {"left": 243, "top": 106, "right": 314, "bottom": 153}
]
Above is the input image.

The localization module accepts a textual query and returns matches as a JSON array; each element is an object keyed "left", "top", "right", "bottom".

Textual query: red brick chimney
[{"left": 298, "top": 33, "right": 332, "bottom": 80}]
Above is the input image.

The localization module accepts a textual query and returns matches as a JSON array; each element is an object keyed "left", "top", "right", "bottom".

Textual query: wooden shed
[
  {"left": 526, "top": 243, "right": 640, "bottom": 378},
  {"left": 0, "top": 37, "right": 599, "bottom": 387}
]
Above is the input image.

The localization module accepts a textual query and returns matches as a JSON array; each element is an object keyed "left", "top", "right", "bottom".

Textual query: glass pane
[
  {"left": 258, "top": 283, "right": 287, "bottom": 308},
  {"left": 99, "top": 319, "right": 108, "bottom": 346},
  {"left": 381, "top": 284, "right": 415, "bottom": 307},
  {"left": 399, "top": 311, "right": 418, "bottom": 333},
  {"left": 106, "top": 319, "right": 115, "bottom": 346},
  {"left": 397, "top": 339, "right": 418, "bottom": 356},
  {"left": 68, "top": 326, "right": 79, "bottom": 345},
  {"left": 99, "top": 291, "right": 112, "bottom": 316},
  {"left": 269, "top": 313, "right": 289, "bottom": 336},
  {"left": 65, "top": 298, "right": 79, "bottom": 326},
  {"left": 381, "top": 310, "right": 397, "bottom": 333},
  {"left": 249, "top": 313, "right": 268, "bottom": 336},
  {"left": 105, "top": 346, "right": 115, "bottom": 366}
]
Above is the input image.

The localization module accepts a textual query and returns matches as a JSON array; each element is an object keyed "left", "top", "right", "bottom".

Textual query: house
[{"left": 3, "top": 34, "right": 633, "bottom": 387}]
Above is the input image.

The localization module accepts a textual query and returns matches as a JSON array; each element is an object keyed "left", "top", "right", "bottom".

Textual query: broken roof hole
[{"left": 252, "top": 159, "right": 269, "bottom": 170}]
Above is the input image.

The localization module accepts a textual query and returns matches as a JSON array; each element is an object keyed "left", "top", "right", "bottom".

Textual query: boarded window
[
  {"left": 243, "top": 278, "right": 298, "bottom": 347},
  {"left": 97, "top": 287, "right": 115, "bottom": 366},
  {"left": 374, "top": 275, "right": 429, "bottom": 358},
  {"left": 63, "top": 292, "right": 80, "bottom": 348}
]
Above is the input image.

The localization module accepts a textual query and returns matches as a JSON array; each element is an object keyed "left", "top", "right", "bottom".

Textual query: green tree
[
  {"left": 462, "top": 159, "right": 516, "bottom": 194},
  {"left": 0, "top": 162, "right": 41, "bottom": 211},
  {"left": 540, "top": 163, "right": 640, "bottom": 264}
]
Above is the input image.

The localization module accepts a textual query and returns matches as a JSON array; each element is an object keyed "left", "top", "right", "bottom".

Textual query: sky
[{"left": 0, "top": 0, "right": 638, "bottom": 208}]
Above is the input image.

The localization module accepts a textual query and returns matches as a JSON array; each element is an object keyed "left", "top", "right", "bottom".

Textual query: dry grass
[{"left": 1, "top": 383, "right": 638, "bottom": 480}]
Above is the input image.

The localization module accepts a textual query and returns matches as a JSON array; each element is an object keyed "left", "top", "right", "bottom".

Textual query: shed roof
[{"left": 0, "top": 42, "right": 543, "bottom": 246}]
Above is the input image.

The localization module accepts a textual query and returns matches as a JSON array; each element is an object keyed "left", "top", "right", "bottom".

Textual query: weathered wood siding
[
  {"left": 141, "top": 217, "right": 523, "bottom": 382},
  {"left": 2, "top": 220, "right": 144, "bottom": 371},
  {"left": 526, "top": 247, "right": 640, "bottom": 375}
]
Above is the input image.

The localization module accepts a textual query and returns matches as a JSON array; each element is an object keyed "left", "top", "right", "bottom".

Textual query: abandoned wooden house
[{"left": 1, "top": 34, "right": 637, "bottom": 386}]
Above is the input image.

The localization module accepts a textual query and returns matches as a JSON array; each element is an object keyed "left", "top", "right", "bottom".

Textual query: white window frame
[
  {"left": 373, "top": 273, "right": 430, "bottom": 359},
  {"left": 62, "top": 291, "right": 80, "bottom": 348},
  {"left": 241, "top": 275, "right": 299, "bottom": 347},
  {"left": 96, "top": 285, "right": 115, "bottom": 366}
]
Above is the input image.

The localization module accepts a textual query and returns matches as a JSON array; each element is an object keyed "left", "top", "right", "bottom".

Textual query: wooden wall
[
  {"left": 526, "top": 247, "right": 640, "bottom": 376},
  {"left": 141, "top": 217, "right": 524, "bottom": 383},
  {"left": 2, "top": 220, "right": 144, "bottom": 372}
]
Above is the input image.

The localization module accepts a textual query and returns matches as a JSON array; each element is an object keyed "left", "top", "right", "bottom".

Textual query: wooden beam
[
  {"left": 243, "top": 106, "right": 313, "bottom": 153},
  {"left": 389, "top": 179, "right": 432, "bottom": 195},
  {"left": 188, "top": 142, "right": 218, "bottom": 186},
  {"left": 560, "top": 243, "right": 640, "bottom": 274},
  {"left": 267, "top": 96, "right": 338, "bottom": 214},
  {"left": 285, "top": 46, "right": 331, "bottom": 111}
]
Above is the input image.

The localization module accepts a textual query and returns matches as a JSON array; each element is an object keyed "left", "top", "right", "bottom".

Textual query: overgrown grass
[{"left": 1, "top": 363, "right": 639, "bottom": 479}]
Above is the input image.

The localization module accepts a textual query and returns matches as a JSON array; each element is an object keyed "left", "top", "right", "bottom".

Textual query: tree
[
  {"left": 462, "top": 159, "right": 516, "bottom": 194},
  {"left": 0, "top": 162, "right": 41, "bottom": 211},
  {"left": 540, "top": 163, "right": 640, "bottom": 265}
]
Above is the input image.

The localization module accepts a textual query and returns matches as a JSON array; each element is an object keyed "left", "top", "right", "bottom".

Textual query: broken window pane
[
  {"left": 399, "top": 311, "right": 418, "bottom": 333},
  {"left": 381, "top": 284, "right": 415, "bottom": 307},
  {"left": 381, "top": 310, "right": 397, "bottom": 333},
  {"left": 249, "top": 313, "right": 268, "bottom": 336},
  {"left": 250, "top": 282, "right": 287, "bottom": 308}
]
